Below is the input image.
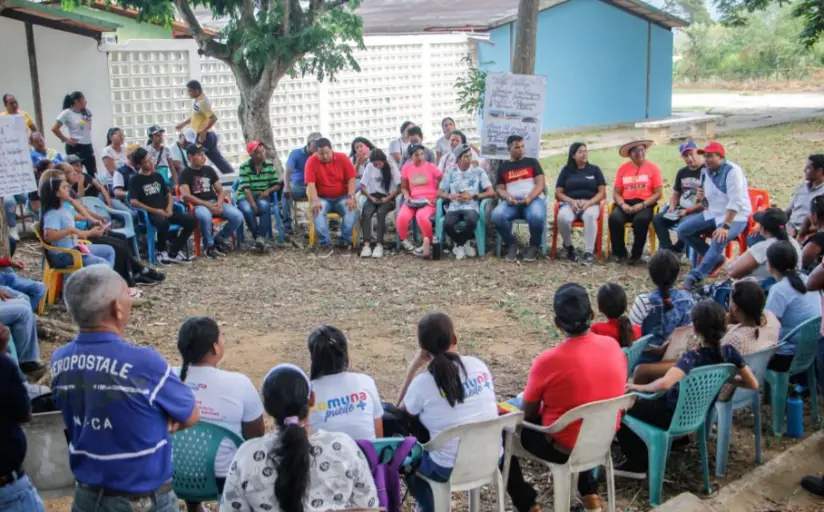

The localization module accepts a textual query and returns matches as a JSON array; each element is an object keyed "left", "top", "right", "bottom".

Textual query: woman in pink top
[{"left": 398, "top": 144, "right": 442, "bottom": 257}]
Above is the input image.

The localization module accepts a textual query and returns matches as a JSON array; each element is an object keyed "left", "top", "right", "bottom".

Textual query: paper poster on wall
[
  {"left": 480, "top": 72, "right": 547, "bottom": 160},
  {"left": 0, "top": 115, "right": 37, "bottom": 196}
]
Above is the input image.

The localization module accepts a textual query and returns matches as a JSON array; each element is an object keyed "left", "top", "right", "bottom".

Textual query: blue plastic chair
[
  {"left": 128, "top": 193, "right": 189, "bottom": 265},
  {"left": 231, "top": 179, "right": 285, "bottom": 244},
  {"left": 495, "top": 185, "right": 550, "bottom": 257},
  {"left": 623, "top": 363, "right": 737, "bottom": 507},
  {"left": 708, "top": 343, "right": 782, "bottom": 476},
  {"left": 434, "top": 198, "right": 490, "bottom": 257},
  {"left": 172, "top": 421, "right": 243, "bottom": 504},
  {"left": 765, "top": 316, "right": 822, "bottom": 436},
  {"left": 80, "top": 196, "right": 139, "bottom": 256},
  {"left": 622, "top": 334, "right": 653, "bottom": 378}
]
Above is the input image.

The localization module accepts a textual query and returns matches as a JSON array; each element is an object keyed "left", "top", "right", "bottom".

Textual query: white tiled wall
[{"left": 104, "top": 34, "right": 477, "bottom": 164}]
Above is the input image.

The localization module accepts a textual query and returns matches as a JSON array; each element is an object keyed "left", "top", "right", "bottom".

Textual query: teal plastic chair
[
  {"left": 80, "top": 196, "right": 139, "bottom": 256},
  {"left": 369, "top": 437, "right": 424, "bottom": 466},
  {"left": 172, "top": 421, "right": 243, "bottom": 504},
  {"left": 434, "top": 198, "right": 490, "bottom": 257},
  {"left": 765, "top": 316, "right": 822, "bottom": 436},
  {"left": 623, "top": 335, "right": 652, "bottom": 378},
  {"left": 623, "top": 363, "right": 737, "bottom": 507},
  {"left": 708, "top": 343, "right": 782, "bottom": 476}
]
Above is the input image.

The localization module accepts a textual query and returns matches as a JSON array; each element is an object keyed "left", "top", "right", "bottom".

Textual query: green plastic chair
[
  {"left": 623, "top": 335, "right": 652, "bottom": 378},
  {"left": 622, "top": 363, "right": 737, "bottom": 507},
  {"left": 172, "top": 421, "right": 243, "bottom": 504},
  {"left": 435, "top": 198, "right": 490, "bottom": 257},
  {"left": 765, "top": 316, "right": 821, "bottom": 436}
]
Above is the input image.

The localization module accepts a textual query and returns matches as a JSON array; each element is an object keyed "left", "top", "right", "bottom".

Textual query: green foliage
[
  {"left": 716, "top": 0, "right": 824, "bottom": 48},
  {"left": 661, "top": 0, "right": 711, "bottom": 25},
  {"left": 675, "top": 5, "right": 824, "bottom": 83},
  {"left": 454, "top": 54, "right": 492, "bottom": 117}
]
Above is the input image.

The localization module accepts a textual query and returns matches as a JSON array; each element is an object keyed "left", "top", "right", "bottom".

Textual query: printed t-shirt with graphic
[
  {"left": 614, "top": 160, "right": 663, "bottom": 201},
  {"left": 146, "top": 145, "right": 174, "bottom": 183},
  {"left": 43, "top": 204, "right": 77, "bottom": 250},
  {"left": 673, "top": 166, "right": 703, "bottom": 210},
  {"left": 746, "top": 237, "right": 802, "bottom": 281},
  {"left": 190, "top": 94, "right": 215, "bottom": 133},
  {"left": 238, "top": 160, "right": 281, "bottom": 195},
  {"left": 129, "top": 172, "right": 170, "bottom": 211},
  {"left": 304, "top": 153, "right": 357, "bottom": 199},
  {"left": 179, "top": 165, "right": 220, "bottom": 202},
  {"left": 402, "top": 162, "right": 443, "bottom": 203},
  {"left": 50, "top": 331, "right": 196, "bottom": 493},
  {"left": 765, "top": 273, "right": 822, "bottom": 348},
  {"left": 360, "top": 162, "right": 401, "bottom": 196},
  {"left": 56, "top": 108, "right": 93, "bottom": 145},
  {"left": 496, "top": 157, "right": 545, "bottom": 200},
  {"left": 439, "top": 166, "right": 491, "bottom": 212},
  {"left": 523, "top": 333, "right": 627, "bottom": 448},
  {"left": 309, "top": 372, "right": 384, "bottom": 441},
  {"left": 172, "top": 365, "right": 264, "bottom": 477},
  {"left": 555, "top": 163, "right": 606, "bottom": 201},
  {"left": 0, "top": 110, "right": 36, "bottom": 132},
  {"left": 31, "top": 147, "right": 63, "bottom": 167},
  {"left": 403, "top": 355, "right": 498, "bottom": 468}
]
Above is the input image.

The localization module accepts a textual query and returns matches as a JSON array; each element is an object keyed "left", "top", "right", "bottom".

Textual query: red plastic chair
[
  {"left": 175, "top": 185, "right": 236, "bottom": 257},
  {"left": 737, "top": 188, "right": 771, "bottom": 253},
  {"left": 550, "top": 202, "right": 604, "bottom": 259}
]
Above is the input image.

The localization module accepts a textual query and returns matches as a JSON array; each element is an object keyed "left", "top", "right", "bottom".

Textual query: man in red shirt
[
  {"left": 305, "top": 138, "right": 358, "bottom": 248},
  {"left": 608, "top": 139, "right": 663, "bottom": 265},
  {"left": 506, "top": 284, "right": 628, "bottom": 512}
]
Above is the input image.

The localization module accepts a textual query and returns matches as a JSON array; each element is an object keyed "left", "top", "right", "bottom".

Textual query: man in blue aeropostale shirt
[{"left": 51, "top": 265, "right": 199, "bottom": 511}]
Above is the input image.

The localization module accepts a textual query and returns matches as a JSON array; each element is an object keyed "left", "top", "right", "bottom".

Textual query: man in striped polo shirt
[{"left": 237, "top": 141, "right": 283, "bottom": 250}]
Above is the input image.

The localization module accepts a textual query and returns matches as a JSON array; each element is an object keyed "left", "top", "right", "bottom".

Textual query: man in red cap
[
  {"left": 676, "top": 140, "right": 752, "bottom": 290},
  {"left": 237, "top": 141, "right": 282, "bottom": 251}
]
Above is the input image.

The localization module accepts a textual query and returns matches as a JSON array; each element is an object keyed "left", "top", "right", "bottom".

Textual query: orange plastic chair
[
  {"left": 550, "top": 202, "right": 604, "bottom": 259},
  {"left": 737, "top": 188, "right": 771, "bottom": 253},
  {"left": 175, "top": 186, "right": 236, "bottom": 257},
  {"left": 605, "top": 202, "right": 659, "bottom": 258},
  {"left": 32, "top": 221, "right": 88, "bottom": 313}
]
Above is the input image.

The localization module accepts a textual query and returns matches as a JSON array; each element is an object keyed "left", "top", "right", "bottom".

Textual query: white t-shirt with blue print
[{"left": 309, "top": 372, "right": 384, "bottom": 441}]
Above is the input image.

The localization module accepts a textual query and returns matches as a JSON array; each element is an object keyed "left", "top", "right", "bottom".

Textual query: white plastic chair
[
  {"left": 418, "top": 412, "right": 523, "bottom": 512},
  {"left": 506, "top": 395, "right": 637, "bottom": 512},
  {"left": 22, "top": 411, "right": 76, "bottom": 499}
]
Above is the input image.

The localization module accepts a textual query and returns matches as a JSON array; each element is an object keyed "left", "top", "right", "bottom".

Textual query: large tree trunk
[
  {"left": 512, "top": 0, "right": 540, "bottom": 75},
  {"left": 236, "top": 73, "right": 285, "bottom": 174}
]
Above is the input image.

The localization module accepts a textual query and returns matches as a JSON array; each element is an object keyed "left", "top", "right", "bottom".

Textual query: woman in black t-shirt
[
  {"left": 554, "top": 142, "right": 606, "bottom": 265},
  {"left": 802, "top": 196, "right": 824, "bottom": 270}
]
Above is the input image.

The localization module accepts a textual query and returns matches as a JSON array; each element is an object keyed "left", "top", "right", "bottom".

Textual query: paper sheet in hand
[{"left": 0, "top": 115, "right": 37, "bottom": 196}]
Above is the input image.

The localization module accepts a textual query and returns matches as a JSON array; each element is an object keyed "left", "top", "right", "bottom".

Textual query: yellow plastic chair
[
  {"left": 605, "top": 202, "right": 659, "bottom": 258},
  {"left": 307, "top": 189, "right": 359, "bottom": 248},
  {"left": 32, "top": 221, "right": 87, "bottom": 313}
]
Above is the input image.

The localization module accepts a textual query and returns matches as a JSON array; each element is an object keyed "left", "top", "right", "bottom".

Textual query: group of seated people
[{"left": 7, "top": 230, "right": 824, "bottom": 511}]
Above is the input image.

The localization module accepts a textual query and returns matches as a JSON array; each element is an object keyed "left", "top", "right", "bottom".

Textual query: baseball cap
[
  {"left": 698, "top": 141, "right": 725, "bottom": 157},
  {"left": 246, "top": 140, "right": 263, "bottom": 154},
  {"left": 147, "top": 125, "right": 165, "bottom": 137},
  {"left": 553, "top": 283, "right": 592, "bottom": 333},
  {"left": 186, "top": 144, "right": 206, "bottom": 155},
  {"left": 452, "top": 144, "right": 471, "bottom": 159},
  {"left": 182, "top": 127, "right": 198, "bottom": 145},
  {"left": 65, "top": 154, "right": 83, "bottom": 165},
  {"left": 679, "top": 140, "right": 698, "bottom": 155},
  {"left": 407, "top": 143, "right": 425, "bottom": 157},
  {"left": 753, "top": 208, "right": 788, "bottom": 235}
]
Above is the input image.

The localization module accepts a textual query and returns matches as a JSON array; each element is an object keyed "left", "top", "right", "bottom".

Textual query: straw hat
[{"left": 618, "top": 139, "right": 653, "bottom": 158}]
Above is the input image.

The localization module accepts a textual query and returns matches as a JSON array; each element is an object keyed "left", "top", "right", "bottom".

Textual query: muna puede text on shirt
[
  {"left": 312, "top": 391, "right": 370, "bottom": 422},
  {"left": 438, "top": 371, "right": 492, "bottom": 399}
]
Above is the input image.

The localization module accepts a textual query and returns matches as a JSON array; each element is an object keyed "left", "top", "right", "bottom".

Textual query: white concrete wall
[{"left": 0, "top": 18, "right": 113, "bottom": 172}]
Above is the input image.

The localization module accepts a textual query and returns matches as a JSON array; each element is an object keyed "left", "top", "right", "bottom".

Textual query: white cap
[{"left": 182, "top": 127, "right": 198, "bottom": 145}]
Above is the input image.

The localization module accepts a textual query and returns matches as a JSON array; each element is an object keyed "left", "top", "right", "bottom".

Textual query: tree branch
[
  {"left": 281, "top": 0, "right": 290, "bottom": 35},
  {"left": 174, "top": 0, "right": 232, "bottom": 60},
  {"left": 240, "top": 0, "right": 255, "bottom": 29},
  {"left": 307, "top": 0, "right": 348, "bottom": 25}
]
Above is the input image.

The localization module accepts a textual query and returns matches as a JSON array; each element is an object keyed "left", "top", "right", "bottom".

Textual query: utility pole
[{"left": 512, "top": 0, "right": 540, "bottom": 74}]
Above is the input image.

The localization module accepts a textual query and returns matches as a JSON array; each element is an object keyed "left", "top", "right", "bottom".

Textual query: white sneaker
[
  {"left": 8, "top": 225, "right": 20, "bottom": 241},
  {"left": 170, "top": 251, "right": 193, "bottom": 264},
  {"left": 464, "top": 242, "right": 477, "bottom": 258},
  {"left": 401, "top": 239, "right": 416, "bottom": 252},
  {"left": 453, "top": 245, "right": 466, "bottom": 260},
  {"left": 360, "top": 245, "right": 372, "bottom": 258},
  {"left": 156, "top": 251, "right": 172, "bottom": 266},
  {"left": 372, "top": 244, "right": 384, "bottom": 258}
]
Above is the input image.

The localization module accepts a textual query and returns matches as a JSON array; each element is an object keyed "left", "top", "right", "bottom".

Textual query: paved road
[{"left": 673, "top": 91, "right": 824, "bottom": 110}]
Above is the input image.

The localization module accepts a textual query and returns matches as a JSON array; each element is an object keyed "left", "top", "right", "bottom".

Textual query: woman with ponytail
[
  {"left": 765, "top": 240, "right": 822, "bottom": 371},
  {"left": 617, "top": 300, "right": 759, "bottom": 479},
  {"left": 724, "top": 280, "right": 780, "bottom": 355},
  {"left": 592, "top": 282, "right": 641, "bottom": 347},
  {"left": 221, "top": 364, "right": 378, "bottom": 512},
  {"left": 727, "top": 208, "right": 802, "bottom": 284},
  {"left": 395, "top": 312, "right": 498, "bottom": 512},
  {"left": 173, "top": 317, "right": 264, "bottom": 512},
  {"left": 359, "top": 148, "right": 400, "bottom": 258},
  {"left": 307, "top": 325, "right": 384, "bottom": 440},
  {"left": 52, "top": 91, "right": 97, "bottom": 177},
  {"left": 629, "top": 250, "right": 696, "bottom": 364}
]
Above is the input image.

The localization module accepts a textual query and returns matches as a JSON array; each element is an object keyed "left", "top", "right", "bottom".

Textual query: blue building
[{"left": 478, "top": 0, "right": 688, "bottom": 131}]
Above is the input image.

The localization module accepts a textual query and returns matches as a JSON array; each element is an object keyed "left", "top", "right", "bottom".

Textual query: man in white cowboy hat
[
  {"left": 608, "top": 139, "right": 663, "bottom": 264},
  {"left": 677, "top": 140, "right": 751, "bottom": 290}
]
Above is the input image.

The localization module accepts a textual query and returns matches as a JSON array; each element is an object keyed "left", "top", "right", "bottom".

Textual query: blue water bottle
[{"left": 786, "top": 388, "right": 804, "bottom": 439}]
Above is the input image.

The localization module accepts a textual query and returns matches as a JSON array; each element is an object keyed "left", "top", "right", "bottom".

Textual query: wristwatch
[{"left": 721, "top": 222, "right": 731, "bottom": 230}]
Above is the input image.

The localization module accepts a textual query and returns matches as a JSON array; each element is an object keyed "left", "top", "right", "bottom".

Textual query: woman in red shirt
[
  {"left": 591, "top": 282, "right": 642, "bottom": 348},
  {"left": 608, "top": 140, "right": 663, "bottom": 265}
]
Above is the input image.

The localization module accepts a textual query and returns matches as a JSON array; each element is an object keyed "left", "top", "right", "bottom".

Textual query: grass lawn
[{"left": 541, "top": 117, "right": 824, "bottom": 208}]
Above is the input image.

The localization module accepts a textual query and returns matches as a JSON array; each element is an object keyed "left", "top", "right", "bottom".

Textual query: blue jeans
[
  {"left": 193, "top": 202, "right": 244, "bottom": 249},
  {"left": 0, "top": 269, "right": 46, "bottom": 312},
  {"left": 677, "top": 214, "right": 747, "bottom": 282},
  {"left": 72, "top": 485, "right": 178, "bottom": 512},
  {"left": 651, "top": 205, "right": 686, "bottom": 252},
  {"left": 200, "top": 131, "right": 235, "bottom": 176},
  {"left": 4, "top": 194, "right": 27, "bottom": 228},
  {"left": 407, "top": 453, "right": 453, "bottom": 512},
  {"left": 282, "top": 182, "right": 307, "bottom": 233},
  {"left": 0, "top": 474, "right": 44, "bottom": 512},
  {"left": 313, "top": 196, "right": 357, "bottom": 246},
  {"left": 491, "top": 197, "right": 547, "bottom": 248},
  {"left": 237, "top": 197, "right": 273, "bottom": 238},
  {"left": 50, "top": 244, "right": 116, "bottom": 269},
  {"left": 0, "top": 295, "right": 40, "bottom": 363}
]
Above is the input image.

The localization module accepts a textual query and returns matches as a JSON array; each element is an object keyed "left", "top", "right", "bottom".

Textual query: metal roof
[{"left": 1, "top": 0, "right": 122, "bottom": 38}]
